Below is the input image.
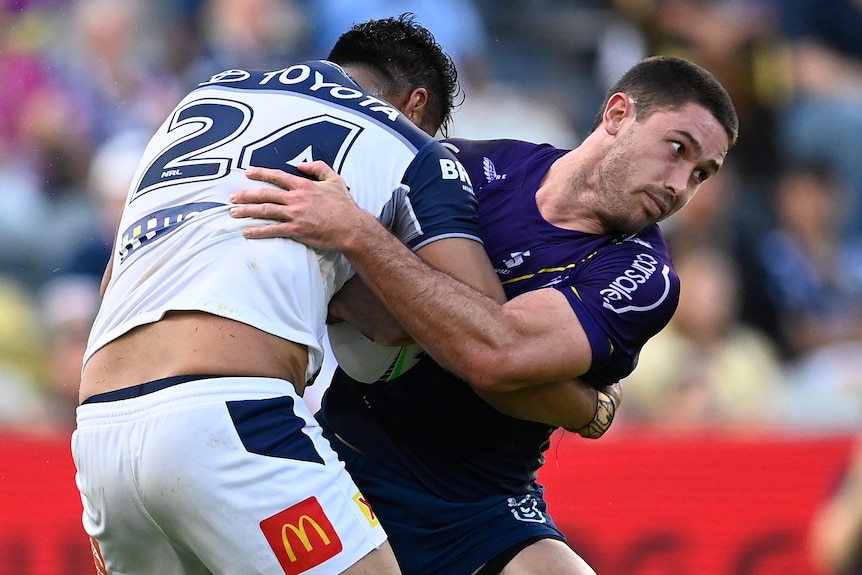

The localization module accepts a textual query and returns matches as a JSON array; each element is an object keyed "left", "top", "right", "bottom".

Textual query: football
[{"left": 327, "top": 321, "right": 426, "bottom": 383}]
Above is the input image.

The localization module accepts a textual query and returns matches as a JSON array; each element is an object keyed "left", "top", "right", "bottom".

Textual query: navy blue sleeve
[{"left": 397, "top": 140, "right": 482, "bottom": 251}]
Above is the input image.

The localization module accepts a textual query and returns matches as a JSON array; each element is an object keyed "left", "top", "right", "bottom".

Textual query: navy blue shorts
[{"left": 320, "top": 425, "right": 567, "bottom": 575}]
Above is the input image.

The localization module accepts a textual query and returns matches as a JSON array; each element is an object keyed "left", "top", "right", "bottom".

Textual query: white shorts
[{"left": 72, "top": 375, "right": 387, "bottom": 575}]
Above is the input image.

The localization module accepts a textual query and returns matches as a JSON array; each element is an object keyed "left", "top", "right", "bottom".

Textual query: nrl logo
[{"left": 507, "top": 494, "right": 547, "bottom": 524}]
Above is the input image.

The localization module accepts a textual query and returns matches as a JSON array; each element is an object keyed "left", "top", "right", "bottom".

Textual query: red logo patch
[{"left": 260, "top": 496, "right": 343, "bottom": 574}]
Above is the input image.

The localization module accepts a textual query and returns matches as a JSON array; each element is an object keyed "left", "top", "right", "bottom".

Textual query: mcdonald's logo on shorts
[{"left": 260, "top": 496, "right": 343, "bottom": 574}]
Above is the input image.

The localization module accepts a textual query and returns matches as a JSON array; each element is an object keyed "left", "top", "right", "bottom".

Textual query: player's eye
[{"left": 671, "top": 141, "right": 684, "bottom": 155}]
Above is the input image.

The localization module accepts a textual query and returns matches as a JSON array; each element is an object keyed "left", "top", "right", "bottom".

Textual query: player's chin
[{"left": 612, "top": 216, "right": 645, "bottom": 236}]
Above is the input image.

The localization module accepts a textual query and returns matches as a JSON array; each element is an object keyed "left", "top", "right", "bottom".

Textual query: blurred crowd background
[
  {"left": 1, "top": 0, "right": 861, "bottom": 440},
  {"left": 2, "top": 1, "right": 862, "bottom": 573}
]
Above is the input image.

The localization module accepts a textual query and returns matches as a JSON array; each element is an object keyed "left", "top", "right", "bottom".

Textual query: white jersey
[{"left": 85, "top": 61, "right": 480, "bottom": 381}]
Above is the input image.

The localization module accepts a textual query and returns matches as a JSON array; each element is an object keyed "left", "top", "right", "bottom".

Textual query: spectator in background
[
  {"left": 20, "top": 81, "right": 106, "bottom": 287},
  {"left": 0, "top": 278, "right": 52, "bottom": 430},
  {"left": 755, "top": 164, "right": 862, "bottom": 359},
  {"left": 306, "top": 0, "right": 485, "bottom": 77},
  {"left": 61, "top": 130, "right": 149, "bottom": 281},
  {"left": 53, "top": 0, "right": 183, "bottom": 147},
  {"left": 810, "top": 440, "right": 862, "bottom": 575},
  {"left": 0, "top": 157, "right": 50, "bottom": 289},
  {"left": 0, "top": 3, "right": 85, "bottom": 288},
  {"left": 303, "top": 0, "right": 578, "bottom": 145},
  {"left": 448, "top": 50, "right": 578, "bottom": 147},
  {"left": 178, "top": 0, "right": 308, "bottom": 90},
  {"left": 0, "top": 2, "right": 70, "bottom": 161},
  {"left": 774, "top": 0, "right": 862, "bottom": 242},
  {"left": 37, "top": 274, "right": 101, "bottom": 431},
  {"left": 5, "top": 0, "right": 180, "bottom": 289},
  {"left": 621, "top": 244, "right": 783, "bottom": 430},
  {"left": 753, "top": 163, "right": 862, "bottom": 430},
  {"left": 608, "top": 0, "right": 784, "bottom": 181}
]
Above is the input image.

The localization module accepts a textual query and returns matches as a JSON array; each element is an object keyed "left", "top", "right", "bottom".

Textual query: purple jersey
[{"left": 320, "top": 139, "right": 680, "bottom": 500}]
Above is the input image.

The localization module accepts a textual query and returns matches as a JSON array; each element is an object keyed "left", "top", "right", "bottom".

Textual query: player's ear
[
  {"left": 402, "top": 87, "right": 430, "bottom": 133},
  {"left": 603, "top": 93, "right": 632, "bottom": 136}
]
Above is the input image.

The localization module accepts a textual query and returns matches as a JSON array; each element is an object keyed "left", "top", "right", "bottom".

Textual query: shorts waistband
[
  {"left": 81, "top": 374, "right": 225, "bottom": 404},
  {"left": 75, "top": 375, "right": 302, "bottom": 427}
]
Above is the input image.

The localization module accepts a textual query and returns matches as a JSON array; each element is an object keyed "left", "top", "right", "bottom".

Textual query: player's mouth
[{"left": 642, "top": 190, "right": 669, "bottom": 220}]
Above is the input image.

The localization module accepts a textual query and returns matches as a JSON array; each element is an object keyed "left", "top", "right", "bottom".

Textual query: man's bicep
[
  {"left": 480, "top": 289, "right": 594, "bottom": 390},
  {"left": 415, "top": 238, "right": 506, "bottom": 303}
]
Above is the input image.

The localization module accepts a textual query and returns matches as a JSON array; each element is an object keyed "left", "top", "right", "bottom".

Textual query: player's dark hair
[
  {"left": 327, "top": 13, "right": 459, "bottom": 136},
  {"left": 593, "top": 55, "right": 739, "bottom": 147}
]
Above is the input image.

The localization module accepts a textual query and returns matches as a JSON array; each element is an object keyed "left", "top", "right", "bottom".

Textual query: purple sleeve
[
  {"left": 558, "top": 246, "right": 680, "bottom": 387},
  {"left": 441, "top": 138, "right": 546, "bottom": 191}
]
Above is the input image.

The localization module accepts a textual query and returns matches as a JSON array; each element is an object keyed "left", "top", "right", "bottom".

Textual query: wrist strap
[{"left": 573, "top": 389, "right": 617, "bottom": 439}]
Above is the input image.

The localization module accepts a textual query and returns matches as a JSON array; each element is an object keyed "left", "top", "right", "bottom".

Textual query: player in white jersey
[{"left": 72, "top": 16, "right": 504, "bottom": 575}]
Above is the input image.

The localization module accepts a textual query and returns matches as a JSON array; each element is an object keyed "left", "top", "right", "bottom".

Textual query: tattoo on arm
[{"left": 571, "top": 389, "right": 617, "bottom": 439}]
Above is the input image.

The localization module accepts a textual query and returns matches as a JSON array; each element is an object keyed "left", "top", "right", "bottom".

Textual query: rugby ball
[{"left": 327, "top": 321, "right": 426, "bottom": 383}]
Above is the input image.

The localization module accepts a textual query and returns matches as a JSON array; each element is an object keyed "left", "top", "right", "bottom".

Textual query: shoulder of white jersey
[{"left": 189, "top": 62, "right": 432, "bottom": 150}]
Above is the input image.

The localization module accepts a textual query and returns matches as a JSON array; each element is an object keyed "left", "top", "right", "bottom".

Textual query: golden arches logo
[
  {"left": 261, "top": 496, "right": 343, "bottom": 573},
  {"left": 281, "top": 515, "right": 332, "bottom": 562}
]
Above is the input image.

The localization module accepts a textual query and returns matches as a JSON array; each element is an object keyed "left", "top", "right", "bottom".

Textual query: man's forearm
[
  {"left": 339, "top": 212, "right": 521, "bottom": 389},
  {"left": 328, "top": 275, "right": 413, "bottom": 346},
  {"left": 475, "top": 379, "right": 598, "bottom": 430},
  {"left": 477, "top": 379, "right": 620, "bottom": 438}
]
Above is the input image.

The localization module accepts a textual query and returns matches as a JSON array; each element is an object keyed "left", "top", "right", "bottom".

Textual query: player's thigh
[
  {"left": 340, "top": 540, "right": 401, "bottom": 575},
  {"left": 501, "top": 538, "right": 596, "bottom": 575}
]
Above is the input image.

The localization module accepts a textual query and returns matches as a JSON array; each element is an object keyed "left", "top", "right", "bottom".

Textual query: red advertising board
[
  {"left": 0, "top": 429, "right": 854, "bottom": 574},
  {"left": 539, "top": 428, "right": 854, "bottom": 575},
  {"left": 0, "top": 432, "right": 92, "bottom": 575}
]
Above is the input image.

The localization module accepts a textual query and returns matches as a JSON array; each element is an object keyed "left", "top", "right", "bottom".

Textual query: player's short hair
[
  {"left": 327, "top": 13, "right": 459, "bottom": 136},
  {"left": 594, "top": 55, "right": 739, "bottom": 147}
]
